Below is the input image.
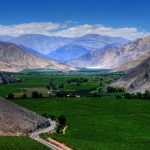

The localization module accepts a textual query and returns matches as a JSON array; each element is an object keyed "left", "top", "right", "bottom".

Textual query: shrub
[
  {"left": 58, "top": 115, "right": 67, "bottom": 126},
  {"left": 32, "top": 91, "right": 40, "bottom": 98},
  {"left": 7, "top": 93, "right": 14, "bottom": 99},
  {"left": 124, "top": 93, "right": 132, "bottom": 99},
  {"left": 116, "top": 95, "right": 122, "bottom": 99},
  {"left": 22, "top": 93, "right": 27, "bottom": 99},
  {"left": 107, "top": 86, "right": 124, "bottom": 93}
]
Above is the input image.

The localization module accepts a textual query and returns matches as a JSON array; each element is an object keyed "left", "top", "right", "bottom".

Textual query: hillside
[
  {"left": 0, "top": 42, "right": 75, "bottom": 72},
  {"left": 67, "top": 44, "right": 121, "bottom": 68},
  {"left": 67, "top": 35, "right": 150, "bottom": 68},
  {"left": 113, "top": 51, "right": 150, "bottom": 72},
  {"left": 0, "top": 98, "right": 49, "bottom": 135},
  {"left": 111, "top": 57, "right": 150, "bottom": 93}
]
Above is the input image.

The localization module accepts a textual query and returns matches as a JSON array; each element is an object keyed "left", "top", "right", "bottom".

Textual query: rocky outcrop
[
  {"left": 111, "top": 57, "right": 150, "bottom": 93},
  {"left": 67, "top": 36, "right": 150, "bottom": 69},
  {"left": 0, "top": 98, "right": 49, "bottom": 136}
]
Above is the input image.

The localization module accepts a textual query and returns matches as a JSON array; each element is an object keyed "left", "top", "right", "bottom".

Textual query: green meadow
[
  {"left": 12, "top": 97, "right": 150, "bottom": 150},
  {"left": 1, "top": 74, "right": 150, "bottom": 150}
]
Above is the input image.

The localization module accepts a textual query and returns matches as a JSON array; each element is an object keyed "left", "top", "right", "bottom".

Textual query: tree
[
  {"left": 143, "top": 90, "right": 150, "bottom": 99},
  {"left": 22, "top": 93, "right": 27, "bottom": 99},
  {"left": 32, "top": 91, "right": 40, "bottom": 98},
  {"left": 58, "top": 115, "right": 67, "bottom": 126},
  {"left": 59, "top": 83, "right": 64, "bottom": 89},
  {"left": 7, "top": 93, "right": 14, "bottom": 99},
  {"left": 46, "top": 85, "right": 50, "bottom": 90},
  {"left": 124, "top": 93, "right": 132, "bottom": 99}
]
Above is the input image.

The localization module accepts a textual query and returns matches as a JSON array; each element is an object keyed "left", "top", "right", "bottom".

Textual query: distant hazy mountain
[
  {"left": 9, "top": 34, "right": 129, "bottom": 63},
  {"left": 70, "top": 34, "right": 130, "bottom": 50},
  {"left": 67, "top": 35, "right": 150, "bottom": 69},
  {"left": 0, "top": 36, "right": 13, "bottom": 41},
  {"left": 111, "top": 57, "right": 150, "bottom": 93},
  {"left": 47, "top": 34, "right": 129, "bottom": 62},
  {"left": 48, "top": 45, "right": 90, "bottom": 62},
  {"left": 10, "top": 34, "right": 73, "bottom": 55},
  {"left": 0, "top": 42, "right": 75, "bottom": 72},
  {"left": 67, "top": 44, "right": 121, "bottom": 68}
]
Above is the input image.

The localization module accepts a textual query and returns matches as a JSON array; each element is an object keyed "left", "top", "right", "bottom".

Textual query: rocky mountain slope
[
  {"left": 67, "top": 44, "right": 121, "bottom": 68},
  {"left": 111, "top": 57, "right": 150, "bottom": 93},
  {"left": 0, "top": 98, "right": 49, "bottom": 135},
  {"left": 0, "top": 42, "right": 74, "bottom": 72},
  {"left": 113, "top": 51, "right": 150, "bottom": 72},
  {"left": 67, "top": 35, "right": 150, "bottom": 68}
]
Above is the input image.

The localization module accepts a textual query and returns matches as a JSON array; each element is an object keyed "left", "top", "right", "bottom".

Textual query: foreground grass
[
  {"left": 0, "top": 136, "right": 51, "bottom": 150},
  {"left": 12, "top": 97, "right": 150, "bottom": 150}
]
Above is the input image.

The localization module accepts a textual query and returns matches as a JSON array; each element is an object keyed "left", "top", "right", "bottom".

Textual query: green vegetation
[
  {"left": 0, "top": 136, "right": 51, "bottom": 150},
  {"left": 12, "top": 97, "right": 150, "bottom": 150},
  {"left": 0, "top": 74, "right": 119, "bottom": 98},
  {"left": 1, "top": 73, "right": 150, "bottom": 150}
]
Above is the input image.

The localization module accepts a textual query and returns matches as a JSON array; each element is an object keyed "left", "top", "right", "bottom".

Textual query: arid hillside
[
  {"left": 111, "top": 57, "right": 150, "bottom": 93},
  {"left": 0, "top": 98, "right": 49, "bottom": 136},
  {"left": 0, "top": 42, "right": 75, "bottom": 72}
]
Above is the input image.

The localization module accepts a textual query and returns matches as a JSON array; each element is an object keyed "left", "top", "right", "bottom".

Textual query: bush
[
  {"left": 124, "top": 93, "right": 132, "bottom": 99},
  {"left": 7, "top": 93, "right": 14, "bottom": 99},
  {"left": 32, "top": 91, "right": 41, "bottom": 98},
  {"left": 22, "top": 93, "right": 27, "bottom": 99},
  {"left": 58, "top": 115, "right": 67, "bottom": 126},
  {"left": 116, "top": 95, "right": 122, "bottom": 99},
  {"left": 143, "top": 90, "right": 150, "bottom": 99},
  {"left": 89, "top": 93, "right": 102, "bottom": 97},
  {"left": 107, "top": 86, "right": 124, "bottom": 93}
]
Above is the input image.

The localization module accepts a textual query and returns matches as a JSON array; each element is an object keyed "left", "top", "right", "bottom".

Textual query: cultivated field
[
  {"left": 0, "top": 136, "right": 51, "bottom": 150},
  {"left": 12, "top": 97, "right": 150, "bottom": 150},
  {"left": 1, "top": 73, "right": 150, "bottom": 150}
]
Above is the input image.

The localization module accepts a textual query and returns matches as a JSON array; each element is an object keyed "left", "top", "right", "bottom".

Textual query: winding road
[{"left": 30, "top": 119, "right": 61, "bottom": 150}]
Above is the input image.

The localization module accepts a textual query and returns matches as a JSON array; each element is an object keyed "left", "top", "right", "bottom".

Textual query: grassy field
[
  {"left": 0, "top": 136, "right": 51, "bottom": 150},
  {"left": 0, "top": 74, "right": 117, "bottom": 97},
  {"left": 12, "top": 97, "right": 150, "bottom": 150},
  {"left": 1, "top": 74, "right": 149, "bottom": 150}
]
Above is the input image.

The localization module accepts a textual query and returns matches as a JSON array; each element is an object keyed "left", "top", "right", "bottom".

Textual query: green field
[
  {"left": 0, "top": 74, "right": 118, "bottom": 97},
  {"left": 0, "top": 136, "right": 50, "bottom": 150},
  {"left": 12, "top": 97, "right": 150, "bottom": 150},
  {"left": 1, "top": 74, "right": 150, "bottom": 150}
]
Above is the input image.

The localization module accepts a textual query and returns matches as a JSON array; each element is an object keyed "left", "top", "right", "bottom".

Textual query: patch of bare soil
[{"left": 0, "top": 98, "right": 49, "bottom": 136}]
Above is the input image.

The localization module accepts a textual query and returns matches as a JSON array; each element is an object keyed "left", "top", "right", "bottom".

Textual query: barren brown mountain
[
  {"left": 111, "top": 57, "right": 150, "bottom": 93},
  {"left": 0, "top": 42, "right": 75, "bottom": 72}
]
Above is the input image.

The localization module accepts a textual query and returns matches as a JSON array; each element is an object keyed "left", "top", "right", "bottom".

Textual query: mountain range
[
  {"left": 67, "top": 36, "right": 150, "bottom": 69},
  {"left": 0, "top": 42, "right": 74, "bottom": 72},
  {"left": 1, "top": 33, "right": 150, "bottom": 74},
  {"left": 7, "top": 34, "right": 129, "bottom": 63}
]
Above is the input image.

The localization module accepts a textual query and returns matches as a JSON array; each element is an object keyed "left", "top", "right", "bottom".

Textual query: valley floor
[
  {"left": 0, "top": 74, "right": 150, "bottom": 150},
  {"left": 12, "top": 97, "right": 150, "bottom": 150}
]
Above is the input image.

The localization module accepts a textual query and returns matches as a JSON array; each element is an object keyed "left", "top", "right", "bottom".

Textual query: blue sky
[{"left": 0, "top": 0, "right": 149, "bottom": 39}]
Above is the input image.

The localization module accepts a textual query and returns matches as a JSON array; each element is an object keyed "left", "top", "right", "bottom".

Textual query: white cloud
[
  {"left": 0, "top": 22, "right": 149, "bottom": 40},
  {"left": 0, "top": 22, "right": 61, "bottom": 36},
  {"left": 51, "top": 24, "right": 149, "bottom": 40}
]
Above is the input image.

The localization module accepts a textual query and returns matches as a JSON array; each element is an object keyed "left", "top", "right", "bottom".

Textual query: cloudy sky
[{"left": 0, "top": 0, "right": 149, "bottom": 40}]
